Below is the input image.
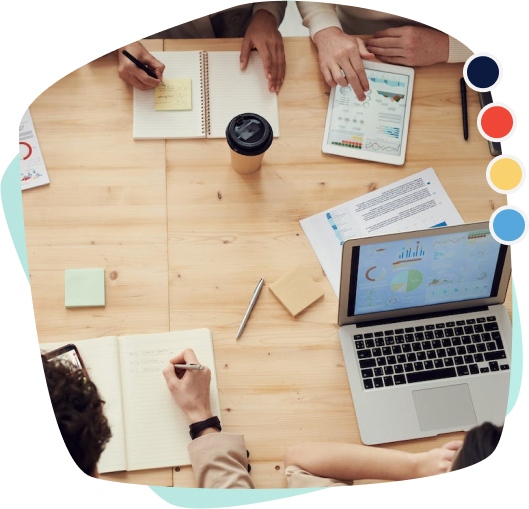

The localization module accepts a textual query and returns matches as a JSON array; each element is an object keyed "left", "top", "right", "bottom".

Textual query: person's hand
[
  {"left": 366, "top": 26, "right": 449, "bottom": 67},
  {"left": 313, "top": 27, "right": 375, "bottom": 100},
  {"left": 162, "top": 349, "right": 213, "bottom": 424},
  {"left": 414, "top": 440, "right": 463, "bottom": 477},
  {"left": 118, "top": 41, "right": 165, "bottom": 90},
  {"left": 240, "top": 9, "right": 285, "bottom": 93}
]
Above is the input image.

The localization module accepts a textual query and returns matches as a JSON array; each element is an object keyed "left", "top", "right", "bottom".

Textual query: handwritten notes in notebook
[
  {"left": 155, "top": 79, "right": 192, "bottom": 111},
  {"left": 133, "top": 51, "right": 280, "bottom": 139},
  {"left": 40, "top": 329, "right": 219, "bottom": 472}
]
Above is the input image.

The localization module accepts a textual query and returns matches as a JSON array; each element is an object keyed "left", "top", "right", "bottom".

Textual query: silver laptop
[{"left": 338, "top": 222, "right": 511, "bottom": 445}]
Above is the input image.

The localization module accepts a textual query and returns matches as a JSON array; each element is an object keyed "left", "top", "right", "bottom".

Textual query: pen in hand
[
  {"left": 173, "top": 364, "right": 205, "bottom": 371},
  {"left": 122, "top": 49, "right": 165, "bottom": 86}
]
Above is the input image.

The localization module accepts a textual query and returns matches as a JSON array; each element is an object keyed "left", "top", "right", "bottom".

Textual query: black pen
[
  {"left": 122, "top": 50, "right": 164, "bottom": 85},
  {"left": 460, "top": 77, "right": 468, "bottom": 141}
]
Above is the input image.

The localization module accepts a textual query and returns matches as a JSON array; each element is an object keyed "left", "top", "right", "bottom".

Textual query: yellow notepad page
[
  {"left": 155, "top": 79, "right": 192, "bottom": 111},
  {"left": 269, "top": 266, "right": 324, "bottom": 317}
]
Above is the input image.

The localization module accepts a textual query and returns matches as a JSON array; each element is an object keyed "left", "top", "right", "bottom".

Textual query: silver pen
[
  {"left": 236, "top": 278, "right": 264, "bottom": 340},
  {"left": 173, "top": 364, "right": 204, "bottom": 371}
]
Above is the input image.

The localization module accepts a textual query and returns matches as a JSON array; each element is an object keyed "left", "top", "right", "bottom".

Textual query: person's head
[
  {"left": 42, "top": 355, "right": 112, "bottom": 477},
  {"left": 451, "top": 422, "right": 503, "bottom": 471}
]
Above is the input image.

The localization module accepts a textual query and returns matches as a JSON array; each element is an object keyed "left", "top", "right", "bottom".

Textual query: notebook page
[
  {"left": 40, "top": 337, "right": 127, "bottom": 473},
  {"left": 207, "top": 51, "right": 280, "bottom": 138},
  {"left": 117, "top": 329, "right": 220, "bottom": 471},
  {"left": 133, "top": 51, "right": 204, "bottom": 139}
]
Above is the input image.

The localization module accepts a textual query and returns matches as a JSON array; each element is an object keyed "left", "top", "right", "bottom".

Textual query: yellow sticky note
[
  {"left": 269, "top": 266, "right": 324, "bottom": 317},
  {"left": 155, "top": 79, "right": 192, "bottom": 111}
]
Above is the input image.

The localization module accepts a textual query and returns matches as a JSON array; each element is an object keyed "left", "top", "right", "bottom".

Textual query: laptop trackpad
[{"left": 413, "top": 385, "right": 477, "bottom": 431}]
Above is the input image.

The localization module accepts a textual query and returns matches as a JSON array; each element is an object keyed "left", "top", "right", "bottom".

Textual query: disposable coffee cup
[{"left": 226, "top": 113, "right": 273, "bottom": 174}]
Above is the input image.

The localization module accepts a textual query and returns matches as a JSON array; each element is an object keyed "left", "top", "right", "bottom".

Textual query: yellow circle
[{"left": 489, "top": 158, "right": 523, "bottom": 191}]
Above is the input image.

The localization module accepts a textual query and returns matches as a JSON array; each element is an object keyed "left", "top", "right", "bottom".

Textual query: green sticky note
[{"left": 65, "top": 268, "right": 105, "bottom": 308}]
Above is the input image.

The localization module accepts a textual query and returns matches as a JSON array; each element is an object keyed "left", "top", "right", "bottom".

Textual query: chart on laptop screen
[{"left": 354, "top": 229, "right": 501, "bottom": 315}]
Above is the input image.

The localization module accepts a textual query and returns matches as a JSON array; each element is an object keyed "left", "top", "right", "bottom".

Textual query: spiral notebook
[{"left": 133, "top": 51, "right": 280, "bottom": 139}]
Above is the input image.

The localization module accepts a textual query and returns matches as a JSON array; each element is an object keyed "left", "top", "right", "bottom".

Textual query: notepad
[
  {"left": 155, "top": 79, "right": 192, "bottom": 111},
  {"left": 269, "top": 266, "right": 324, "bottom": 317},
  {"left": 65, "top": 268, "right": 105, "bottom": 308},
  {"left": 133, "top": 51, "right": 280, "bottom": 139},
  {"left": 41, "top": 329, "right": 220, "bottom": 473}
]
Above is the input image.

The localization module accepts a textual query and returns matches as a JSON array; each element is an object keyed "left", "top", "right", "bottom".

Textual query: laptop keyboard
[{"left": 353, "top": 316, "right": 510, "bottom": 390}]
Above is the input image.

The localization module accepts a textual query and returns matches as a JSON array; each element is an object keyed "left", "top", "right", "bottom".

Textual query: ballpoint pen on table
[
  {"left": 236, "top": 278, "right": 265, "bottom": 340},
  {"left": 122, "top": 49, "right": 165, "bottom": 86}
]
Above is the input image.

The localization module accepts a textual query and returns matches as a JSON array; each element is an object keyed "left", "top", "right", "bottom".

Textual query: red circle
[
  {"left": 480, "top": 106, "right": 513, "bottom": 139},
  {"left": 19, "top": 141, "right": 32, "bottom": 160}
]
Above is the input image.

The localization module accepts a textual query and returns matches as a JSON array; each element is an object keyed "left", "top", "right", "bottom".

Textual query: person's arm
[
  {"left": 447, "top": 36, "right": 473, "bottom": 63},
  {"left": 366, "top": 26, "right": 471, "bottom": 66},
  {"left": 296, "top": 2, "right": 374, "bottom": 99},
  {"left": 162, "top": 349, "right": 254, "bottom": 489},
  {"left": 117, "top": 41, "right": 165, "bottom": 90},
  {"left": 296, "top": 2, "right": 342, "bottom": 39},
  {"left": 284, "top": 441, "right": 463, "bottom": 482},
  {"left": 240, "top": 3, "right": 287, "bottom": 93}
]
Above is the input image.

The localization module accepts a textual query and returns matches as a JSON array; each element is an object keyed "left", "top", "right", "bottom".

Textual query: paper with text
[
  {"left": 133, "top": 52, "right": 203, "bottom": 138},
  {"left": 300, "top": 168, "right": 464, "bottom": 296},
  {"left": 155, "top": 79, "right": 192, "bottom": 111},
  {"left": 118, "top": 329, "right": 220, "bottom": 471},
  {"left": 19, "top": 109, "right": 50, "bottom": 190}
]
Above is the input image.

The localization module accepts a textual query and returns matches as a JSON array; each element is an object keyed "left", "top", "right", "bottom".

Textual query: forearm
[
  {"left": 284, "top": 442, "right": 419, "bottom": 482},
  {"left": 447, "top": 35, "right": 473, "bottom": 63},
  {"left": 253, "top": 1, "right": 287, "bottom": 26},
  {"left": 296, "top": 2, "right": 341, "bottom": 40}
]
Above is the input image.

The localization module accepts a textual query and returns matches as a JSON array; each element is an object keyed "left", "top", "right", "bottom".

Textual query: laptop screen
[{"left": 348, "top": 228, "right": 507, "bottom": 317}]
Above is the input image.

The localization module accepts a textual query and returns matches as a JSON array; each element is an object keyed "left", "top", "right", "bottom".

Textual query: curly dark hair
[
  {"left": 451, "top": 422, "right": 503, "bottom": 471},
  {"left": 42, "top": 355, "right": 112, "bottom": 476}
]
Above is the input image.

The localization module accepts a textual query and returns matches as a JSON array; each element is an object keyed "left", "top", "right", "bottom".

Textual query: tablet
[{"left": 322, "top": 61, "right": 415, "bottom": 166}]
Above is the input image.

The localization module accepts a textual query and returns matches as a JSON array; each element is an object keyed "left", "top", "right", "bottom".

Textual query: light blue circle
[{"left": 492, "top": 209, "right": 525, "bottom": 242}]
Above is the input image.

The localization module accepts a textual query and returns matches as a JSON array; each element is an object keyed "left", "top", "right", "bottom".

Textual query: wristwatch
[{"left": 189, "top": 416, "right": 222, "bottom": 440}]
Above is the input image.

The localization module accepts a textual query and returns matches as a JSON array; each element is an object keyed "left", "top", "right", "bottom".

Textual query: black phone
[
  {"left": 44, "top": 344, "right": 88, "bottom": 377},
  {"left": 478, "top": 91, "right": 502, "bottom": 156}
]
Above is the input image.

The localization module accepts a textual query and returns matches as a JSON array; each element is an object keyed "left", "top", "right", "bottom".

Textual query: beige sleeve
[
  {"left": 447, "top": 35, "right": 473, "bottom": 63},
  {"left": 285, "top": 465, "right": 354, "bottom": 488},
  {"left": 253, "top": 1, "right": 288, "bottom": 25},
  {"left": 188, "top": 433, "right": 255, "bottom": 489},
  {"left": 296, "top": 2, "right": 342, "bottom": 40}
]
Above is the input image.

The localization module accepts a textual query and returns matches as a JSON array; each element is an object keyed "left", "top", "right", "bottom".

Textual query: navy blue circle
[{"left": 467, "top": 56, "right": 500, "bottom": 89}]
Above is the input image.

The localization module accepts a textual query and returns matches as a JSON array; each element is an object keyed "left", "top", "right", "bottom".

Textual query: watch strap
[{"left": 189, "top": 416, "right": 222, "bottom": 440}]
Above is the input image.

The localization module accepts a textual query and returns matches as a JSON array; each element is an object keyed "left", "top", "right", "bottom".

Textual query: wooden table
[{"left": 25, "top": 37, "right": 510, "bottom": 488}]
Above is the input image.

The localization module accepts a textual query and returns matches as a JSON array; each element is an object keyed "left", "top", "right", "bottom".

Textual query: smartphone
[
  {"left": 44, "top": 344, "right": 88, "bottom": 377},
  {"left": 478, "top": 91, "right": 502, "bottom": 156}
]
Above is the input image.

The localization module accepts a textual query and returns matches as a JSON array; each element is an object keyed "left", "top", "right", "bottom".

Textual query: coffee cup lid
[{"left": 226, "top": 113, "right": 273, "bottom": 156}]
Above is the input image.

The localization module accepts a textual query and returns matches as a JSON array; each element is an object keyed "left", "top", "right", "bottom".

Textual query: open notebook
[
  {"left": 133, "top": 51, "right": 280, "bottom": 139},
  {"left": 41, "top": 329, "right": 220, "bottom": 473}
]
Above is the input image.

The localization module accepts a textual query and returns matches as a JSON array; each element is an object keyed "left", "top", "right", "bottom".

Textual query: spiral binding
[{"left": 200, "top": 51, "right": 211, "bottom": 137}]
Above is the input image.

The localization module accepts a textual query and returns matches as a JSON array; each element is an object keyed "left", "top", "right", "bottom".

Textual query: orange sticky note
[{"left": 269, "top": 266, "right": 324, "bottom": 317}]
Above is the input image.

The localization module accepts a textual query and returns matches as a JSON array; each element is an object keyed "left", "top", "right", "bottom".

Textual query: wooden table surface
[{"left": 25, "top": 37, "right": 510, "bottom": 488}]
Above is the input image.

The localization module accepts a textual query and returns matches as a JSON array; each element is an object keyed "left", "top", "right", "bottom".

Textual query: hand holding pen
[
  {"left": 163, "top": 349, "right": 214, "bottom": 423},
  {"left": 118, "top": 42, "right": 165, "bottom": 90}
]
